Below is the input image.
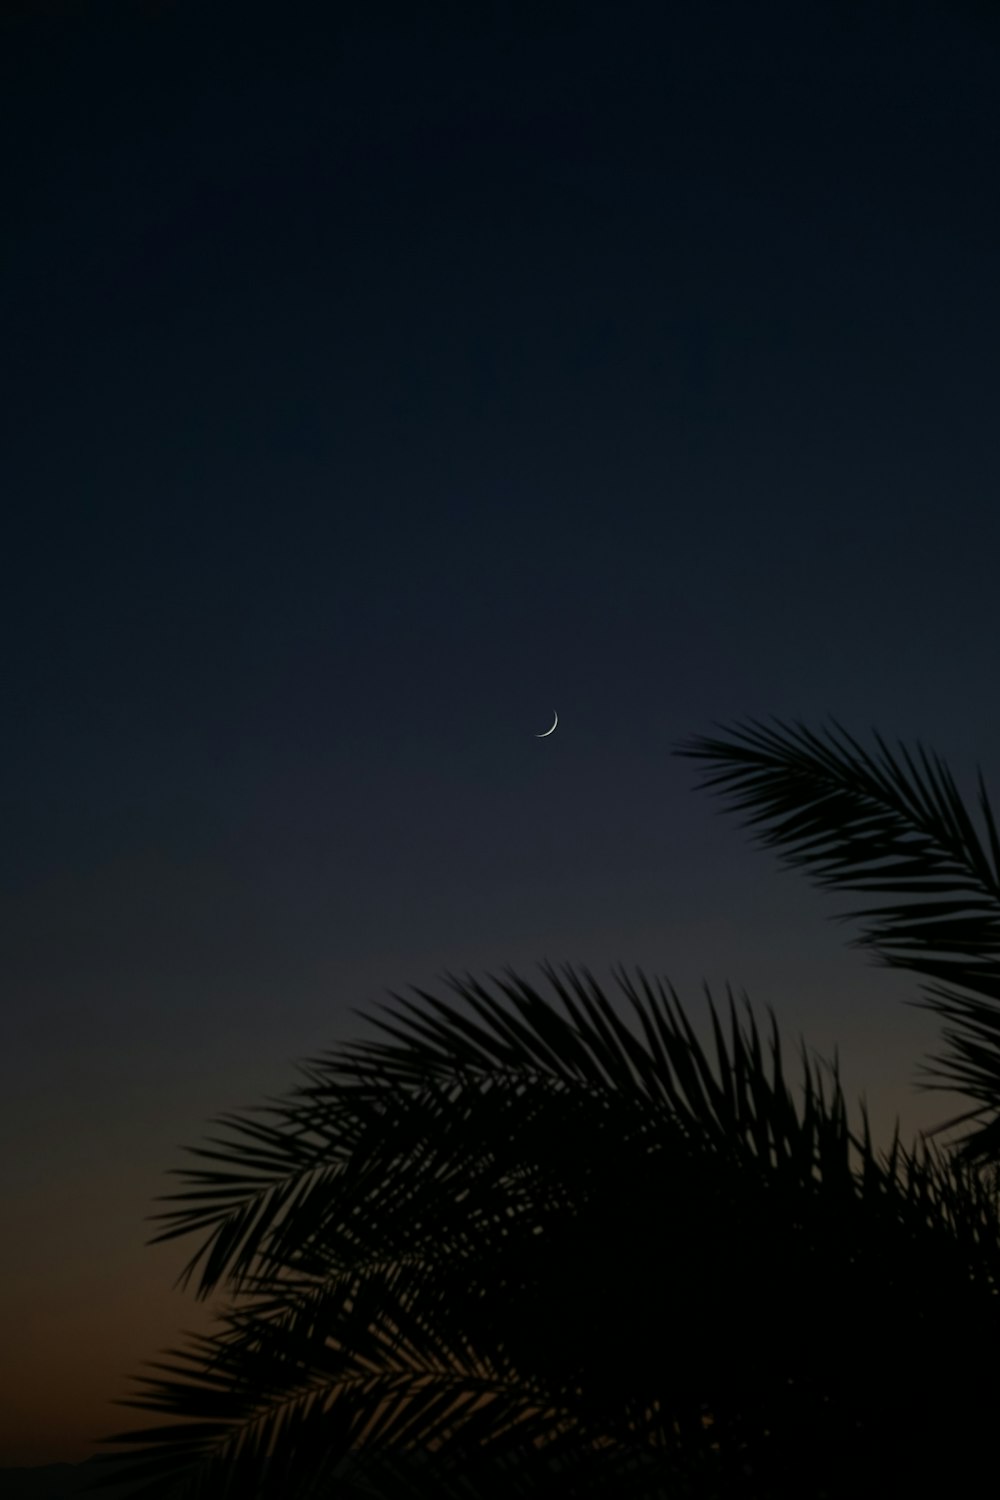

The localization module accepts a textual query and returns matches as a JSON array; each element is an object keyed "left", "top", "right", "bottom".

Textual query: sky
[{"left": 4, "top": 0, "right": 1000, "bottom": 1468}]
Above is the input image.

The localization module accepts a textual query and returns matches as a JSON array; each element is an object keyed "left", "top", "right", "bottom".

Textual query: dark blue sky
[{"left": 4, "top": 0, "right": 1000, "bottom": 1465}]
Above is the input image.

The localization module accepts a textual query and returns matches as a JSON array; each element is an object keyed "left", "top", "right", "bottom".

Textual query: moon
[{"left": 536, "top": 709, "right": 558, "bottom": 737}]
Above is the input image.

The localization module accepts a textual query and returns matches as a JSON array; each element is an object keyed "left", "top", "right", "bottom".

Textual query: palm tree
[
  {"left": 672, "top": 714, "right": 1000, "bottom": 1172},
  {"left": 88, "top": 720, "right": 1000, "bottom": 1498}
]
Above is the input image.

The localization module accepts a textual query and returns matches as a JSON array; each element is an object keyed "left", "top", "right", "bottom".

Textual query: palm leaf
[
  {"left": 673, "top": 715, "right": 1000, "bottom": 1167},
  {"left": 90, "top": 964, "right": 1000, "bottom": 1497}
]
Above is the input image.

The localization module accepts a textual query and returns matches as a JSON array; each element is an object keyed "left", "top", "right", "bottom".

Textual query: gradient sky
[{"left": 5, "top": 0, "right": 1000, "bottom": 1467}]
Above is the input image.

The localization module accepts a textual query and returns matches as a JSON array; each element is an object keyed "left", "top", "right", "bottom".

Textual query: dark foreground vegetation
[{"left": 80, "top": 720, "right": 1000, "bottom": 1497}]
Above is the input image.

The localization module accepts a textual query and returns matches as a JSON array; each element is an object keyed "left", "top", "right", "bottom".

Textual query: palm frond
[
  {"left": 673, "top": 715, "right": 1000, "bottom": 1166},
  {"left": 93, "top": 964, "right": 1000, "bottom": 1497}
]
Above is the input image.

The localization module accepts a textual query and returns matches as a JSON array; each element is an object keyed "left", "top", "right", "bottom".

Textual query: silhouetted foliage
[
  {"left": 674, "top": 715, "right": 1000, "bottom": 1168},
  {"left": 90, "top": 720, "right": 1000, "bottom": 1498}
]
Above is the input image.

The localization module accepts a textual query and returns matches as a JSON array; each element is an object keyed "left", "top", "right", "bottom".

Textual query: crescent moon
[{"left": 536, "top": 709, "right": 558, "bottom": 737}]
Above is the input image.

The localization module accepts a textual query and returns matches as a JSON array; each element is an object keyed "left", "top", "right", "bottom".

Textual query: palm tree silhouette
[
  {"left": 89, "top": 719, "right": 1000, "bottom": 1498},
  {"left": 673, "top": 715, "right": 1000, "bottom": 1172}
]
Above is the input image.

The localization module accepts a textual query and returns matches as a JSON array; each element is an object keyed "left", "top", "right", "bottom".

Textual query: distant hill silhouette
[
  {"left": 1, "top": 1445, "right": 667, "bottom": 1498},
  {"left": 0, "top": 1456, "right": 149, "bottom": 1500}
]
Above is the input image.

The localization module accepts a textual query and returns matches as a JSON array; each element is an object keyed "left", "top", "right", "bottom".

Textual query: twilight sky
[{"left": 4, "top": 0, "right": 1000, "bottom": 1468}]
